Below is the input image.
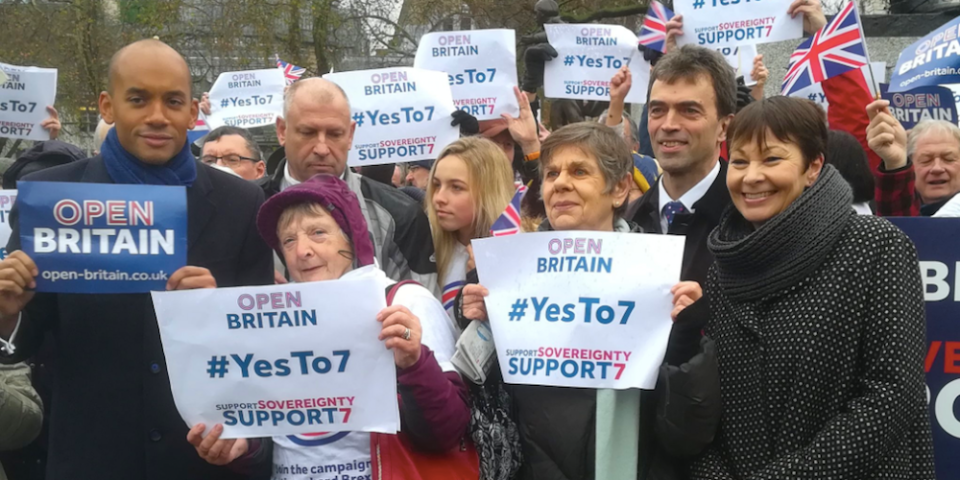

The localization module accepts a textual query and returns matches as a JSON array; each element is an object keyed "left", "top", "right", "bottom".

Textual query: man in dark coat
[
  {"left": 0, "top": 39, "right": 273, "bottom": 480},
  {"left": 630, "top": 44, "right": 737, "bottom": 479},
  {"left": 630, "top": 45, "right": 736, "bottom": 285},
  {"left": 258, "top": 79, "right": 438, "bottom": 294}
]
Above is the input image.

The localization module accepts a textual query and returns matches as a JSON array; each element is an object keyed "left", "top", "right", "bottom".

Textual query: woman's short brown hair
[{"left": 727, "top": 96, "right": 828, "bottom": 168}]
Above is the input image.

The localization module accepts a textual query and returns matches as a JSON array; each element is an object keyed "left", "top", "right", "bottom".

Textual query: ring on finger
[{"left": 403, "top": 328, "right": 411, "bottom": 341}]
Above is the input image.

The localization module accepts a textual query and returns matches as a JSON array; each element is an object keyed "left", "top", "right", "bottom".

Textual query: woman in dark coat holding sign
[
  {"left": 460, "top": 122, "right": 721, "bottom": 480},
  {"left": 688, "top": 96, "right": 935, "bottom": 479}
]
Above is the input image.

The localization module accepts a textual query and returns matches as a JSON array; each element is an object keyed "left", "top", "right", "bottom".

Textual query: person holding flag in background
[
  {"left": 780, "top": 0, "right": 871, "bottom": 97},
  {"left": 638, "top": 1, "right": 674, "bottom": 54}
]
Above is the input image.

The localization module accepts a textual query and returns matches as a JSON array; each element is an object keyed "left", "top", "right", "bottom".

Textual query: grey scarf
[{"left": 708, "top": 165, "right": 854, "bottom": 302}]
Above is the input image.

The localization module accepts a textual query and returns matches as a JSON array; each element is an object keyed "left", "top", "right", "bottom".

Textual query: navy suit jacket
[{"left": 3, "top": 156, "right": 273, "bottom": 480}]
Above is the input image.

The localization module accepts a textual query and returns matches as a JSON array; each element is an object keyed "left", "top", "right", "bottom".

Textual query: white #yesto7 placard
[
  {"left": 544, "top": 25, "right": 651, "bottom": 103},
  {"left": 0, "top": 63, "right": 57, "bottom": 141},
  {"left": 675, "top": 0, "right": 802, "bottom": 49},
  {"left": 152, "top": 276, "right": 399, "bottom": 439},
  {"left": 325, "top": 67, "right": 459, "bottom": 167},
  {"left": 473, "top": 232, "right": 684, "bottom": 390},
  {"left": 415, "top": 29, "right": 520, "bottom": 121},
  {"left": 207, "top": 68, "right": 286, "bottom": 129}
]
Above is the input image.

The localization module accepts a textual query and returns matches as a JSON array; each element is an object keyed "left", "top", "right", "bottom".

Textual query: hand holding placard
[
  {"left": 674, "top": 0, "right": 802, "bottom": 49},
  {"left": 377, "top": 304, "right": 423, "bottom": 369},
  {"left": 0, "top": 250, "right": 37, "bottom": 318},
  {"left": 472, "top": 232, "right": 683, "bottom": 390},
  {"left": 787, "top": 0, "right": 827, "bottom": 35},
  {"left": 0, "top": 62, "right": 58, "bottom": 141},
  {"left": 187, "top": 424, "right": 248, "bottom": 466}
]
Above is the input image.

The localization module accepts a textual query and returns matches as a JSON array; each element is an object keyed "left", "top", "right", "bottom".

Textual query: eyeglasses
[{"left": 200, "top": 154, "right": 259, "bottom": 168}]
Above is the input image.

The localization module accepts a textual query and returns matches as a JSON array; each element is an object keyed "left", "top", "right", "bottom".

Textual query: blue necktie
[{"left": 662, "top": 201, "right": 687, "bottom": 226}]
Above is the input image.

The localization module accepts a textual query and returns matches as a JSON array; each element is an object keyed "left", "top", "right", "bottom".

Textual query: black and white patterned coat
[{"left": 690, "top": 167, "right": 935, "bottom": 480}]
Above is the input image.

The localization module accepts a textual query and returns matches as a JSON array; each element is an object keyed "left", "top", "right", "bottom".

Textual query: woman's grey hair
[
  {"left": 907, "top": 120, "right": 960, "bottom": 158},
  {"left": 539, "top": 122, "right": 634, "bottom": 219}
]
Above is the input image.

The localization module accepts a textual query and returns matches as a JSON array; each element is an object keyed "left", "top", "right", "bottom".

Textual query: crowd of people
[{"left": 0, "top": 0, "right": 950, "bottom": 478}]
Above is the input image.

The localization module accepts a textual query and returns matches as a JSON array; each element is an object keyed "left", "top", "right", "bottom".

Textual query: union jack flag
[
  {"left": 442, "top": 280, "right": 466, "bottom": 313},
  {"left": 781, "top": 1, "right": 869, "bottom": 96},
  {"left": 490, "top": 184, "right": 527, "bottom": 237},
  {"left": 276, "top": 56, "right": 306, "bottom": 85},
  {"left": 638, "top": 1, "right": 675, "bottom": 53}
]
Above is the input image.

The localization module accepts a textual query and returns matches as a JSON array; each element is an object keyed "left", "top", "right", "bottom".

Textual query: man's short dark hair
[
  {"left": 648, "top": 45, "right": 737, "bottom": 118},
  {"left": 202, "top": 126, "right": 263, "bottom": 161}
]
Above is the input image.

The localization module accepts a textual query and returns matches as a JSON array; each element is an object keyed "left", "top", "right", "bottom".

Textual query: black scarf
[{"left": 708, "top": 165, "right": 853, "bottom": 302}]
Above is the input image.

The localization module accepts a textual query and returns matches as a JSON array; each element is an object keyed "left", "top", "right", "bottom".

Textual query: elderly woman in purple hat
[{"left": 186, "top": 174, "right": 472, "bottom": 480}]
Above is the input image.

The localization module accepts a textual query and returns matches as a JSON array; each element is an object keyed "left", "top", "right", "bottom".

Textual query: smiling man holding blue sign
[{"left": 0, "top": 39, "right": 273, "bottom": 480}]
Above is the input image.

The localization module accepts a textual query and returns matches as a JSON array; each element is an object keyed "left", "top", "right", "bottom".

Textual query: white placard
[
  {"left": 472, "top": 232, "right": 683, "bottom": 390},
  {"left": 675, "top": 0, "right": 802, "bottom": 49},
  {"left": 788, "top": 62, "right": 885, "bottom": 117},
  {"left": 415, "top": 29, "right": 520, "bottom": 120},
  {"left": 206, "top": 68, "right": 286, "bottom": 130},
  {"left": 0, "top": 63, "right": 57, "bottom": 141},
  {"left": 0, "top": 190, "right": 15, "bottom": 260},
  {"left": 544, "top": 24, "right": 651, "bottom": 103},
  {"left": 716, "top": 44, "right": 758, "bottom": 85},
  {"left": 325, "top": 67, "right": 459, "bottom": 167},
  {"left": 151, "top": 276, "right": 400, "bottom": 439}
]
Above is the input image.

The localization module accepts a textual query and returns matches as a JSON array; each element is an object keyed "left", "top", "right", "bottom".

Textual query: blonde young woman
[
  {"left": 426, "top": 137, "right": 516, "bottom": 319},
  {"left": 425, "top": 136, "right": 523, "bottom": 480}
]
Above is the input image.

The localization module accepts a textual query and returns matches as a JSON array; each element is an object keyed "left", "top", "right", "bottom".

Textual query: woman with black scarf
[{"left": 688, "top": 96, "right": 935, "bottom": 479}]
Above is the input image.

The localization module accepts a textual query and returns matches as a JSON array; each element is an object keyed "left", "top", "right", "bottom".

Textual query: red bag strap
[{"left": 385, "top": 280, "right": 421, "bottom": 306}]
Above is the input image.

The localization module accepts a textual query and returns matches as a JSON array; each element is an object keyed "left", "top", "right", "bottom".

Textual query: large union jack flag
[
  {"left": 781, "top": 1, "right": 868, "bottom": 96},
  {"left": 638, "top": 1, "right": 675, "bottom": 53},
  {"left": 276, "top": 56, "right": 306, "bottom": 85},
  {"left": 490, "top": 184, "right": 528, "bottom": 237}
]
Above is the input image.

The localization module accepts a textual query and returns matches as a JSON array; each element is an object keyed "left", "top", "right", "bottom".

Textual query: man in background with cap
[{"left": 404, "top": 160, "right": 433, "bottom": 190}]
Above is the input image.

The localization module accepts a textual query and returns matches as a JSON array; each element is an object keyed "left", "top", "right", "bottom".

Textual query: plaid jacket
[{"left": 875, "top": 161, "right": 920, "bottom": 217}]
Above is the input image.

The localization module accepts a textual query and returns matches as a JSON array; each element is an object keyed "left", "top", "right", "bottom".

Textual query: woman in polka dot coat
[{"left": 688, "top": 97, "right": 935, "bottom": 479}]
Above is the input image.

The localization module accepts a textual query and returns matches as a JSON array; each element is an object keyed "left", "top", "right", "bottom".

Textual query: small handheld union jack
[
  {"left": 638, "top": 1, "right": 675, "bottom": 54},
  {"left": 781, "top": 1, "right": 869, "bottom": 96},
  {"left": 276, "top": 55, "right": 306, "bottom": 85},
  {"left": 442, "top": 280, "right": 466, "bottom": 313},
  {"left": 490, "top": 184, "right": 528, "bottom": 237}
]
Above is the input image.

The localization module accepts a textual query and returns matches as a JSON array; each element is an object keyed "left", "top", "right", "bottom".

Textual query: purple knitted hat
[{"left": 256, "top": 174, "right": 375, "bottom": 267}]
